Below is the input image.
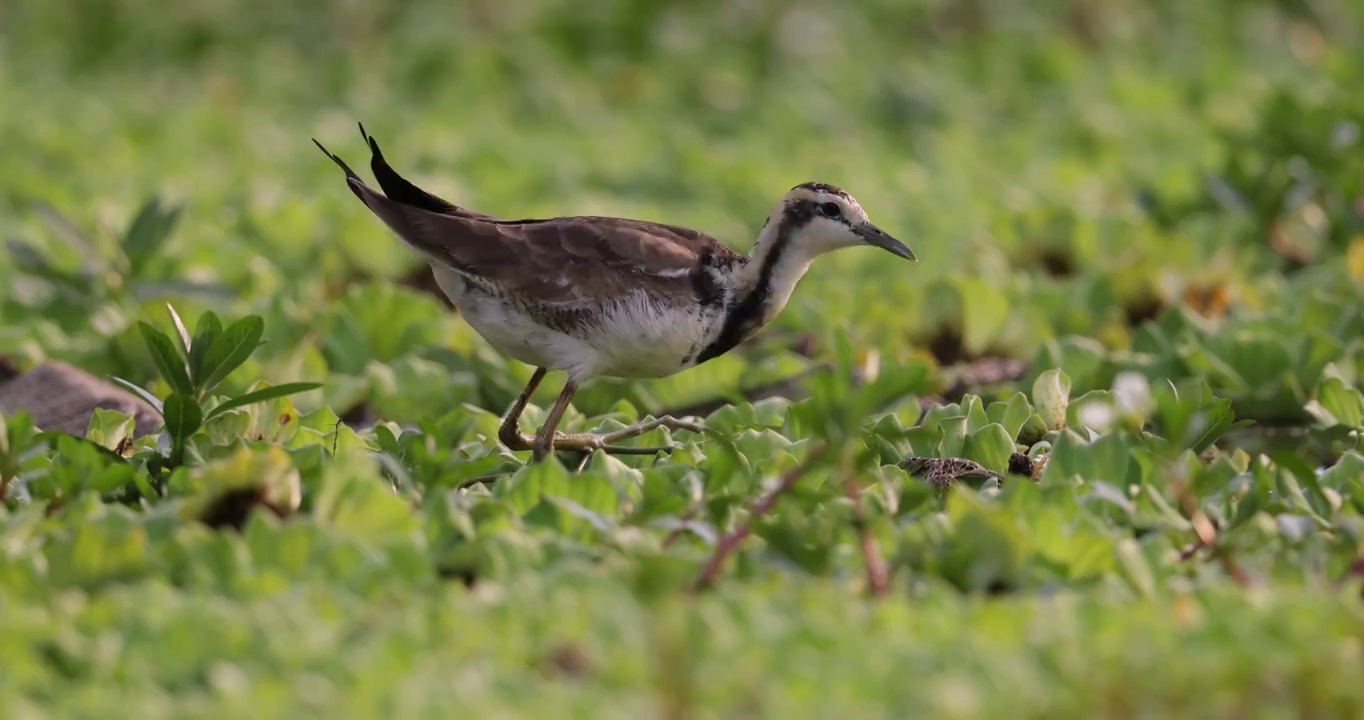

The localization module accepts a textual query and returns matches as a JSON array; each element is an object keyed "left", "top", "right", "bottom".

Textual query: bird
[
  {"left": 313, "top": 123, "right": 918, "bottom": 462},
  {"left": 899, "top": 456, "right": 1005, "bottom": 489},
  {"left": 899, "top": 452, "right": 1044, "bottom": 488}
]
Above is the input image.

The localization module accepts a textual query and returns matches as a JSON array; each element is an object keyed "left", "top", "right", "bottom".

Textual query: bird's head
[{"left": 768, "top": 182, "right": 917, "bottom": 262}]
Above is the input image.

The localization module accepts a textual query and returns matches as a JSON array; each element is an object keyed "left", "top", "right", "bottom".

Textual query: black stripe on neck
[{"left": 692, "top": 218, "right": 801, "bottom": 365}]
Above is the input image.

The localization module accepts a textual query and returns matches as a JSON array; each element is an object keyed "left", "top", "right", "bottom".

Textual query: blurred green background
[
  {"left": 4, "top": 0, "right": 1361, "bottom": 425},
  {"left": 4, "top": 2, "right": 1364, "bottom": 717}
]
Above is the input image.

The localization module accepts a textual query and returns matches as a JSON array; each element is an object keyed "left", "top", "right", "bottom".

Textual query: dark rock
[{"left": 0, "top": 360, "right": 163, "bottom": 438}]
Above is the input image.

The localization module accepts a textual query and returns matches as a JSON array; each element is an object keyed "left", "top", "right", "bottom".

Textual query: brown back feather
[
  {"left": 344, "top": 177, "right": 742, "bottom": 310},
  {"left": 315, "top": 131, "right": 746, "bottom": 310}
]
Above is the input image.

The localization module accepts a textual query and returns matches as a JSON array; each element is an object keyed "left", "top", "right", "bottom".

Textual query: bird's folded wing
[{"left": 349, "top": 178, "right": 738, "bottom": 309}]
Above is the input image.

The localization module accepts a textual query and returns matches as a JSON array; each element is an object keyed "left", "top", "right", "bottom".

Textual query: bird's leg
[
  {"left": 526, "top": 381, "right": 703, "bottom": 460},
  {"left": 530, "top": 380, "right": 579, "bottom": 462},
  {"left": 504, "top": 372, "right": 705, "bottom": 462},
  {"left": 497, "top": 367, "right": 548, "bottom": 452}
]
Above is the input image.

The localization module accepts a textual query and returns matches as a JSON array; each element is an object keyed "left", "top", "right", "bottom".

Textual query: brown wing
[
  {"left": 358, "top": 123, "right": 725, "bottom": 258},
  {"left": 374, "top": 191, "right": 727, "bottom": 307},
  {"left": 314, "top": 132, "right": 743, "bottom": 309}
]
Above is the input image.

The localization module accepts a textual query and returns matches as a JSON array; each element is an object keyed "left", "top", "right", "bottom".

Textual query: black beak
[{"left": 856, "top": 222, "right": 917, "bottom": 262}]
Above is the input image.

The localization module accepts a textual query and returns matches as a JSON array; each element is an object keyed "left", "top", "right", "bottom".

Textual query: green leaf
[
  {"left": 962, "top": 423, "right": 1016, "bottom": 474},
  {"left": 122, "top": 196, "right": 182, "bottom": 277},
  {"left": 201, "top": 405, "right": 252, "bottom": 446},
  {"left": 938, "top": 416, "right": 968, "bottom": 457},
  {"left": 165, "top": 303, "right": 193, "bottom": 361},
  {"left": 130, "top": 471, "right": 159, "bottom": 502},
  {"left": 110, "top": 376, "right": 164, "bottom": 414},
  {"left": 1271, "top": 452, "right": 1334, "bottom": 522},
  {"left": 31, "top": 199, "right": 99, "bottom": 260},
  {"left": 960, "top": 395, "right": 990, "bottom": 434},
  {"left": 1216, "top": 332, "right": 1293, "bottom": 390},
  {"left": 1229, "top": 463, "right": 1270, "bottom": 530},
  {"left": 499, "top": 457, "right": 574, "bottom": 516},
  {"left": 189, "top": 311, "right": 224, "bottom": 386},
  {"left": 936, "top": 494, "right": 1029, "bottom": 593},
  {"left": 199, "top": 315, "right": 265, "bottom": 393},
  {"left": 0, "top": 411, "right": 41, "bottom": 460},
  {"left": 988, "top": 392, "right": 1034, "bottom": 441},
  {"left": 162, "top": 393, "right": 203, "bottom": 443},
  {"left": 1032, "top": 368, "right": 1072, "bottom": 431},
  {"left": 202, "top": 382, "right": 322, "bottom": 422},
  {"left": 1318, "top": 452, "right": 1364, "bottom": 514},
  {"left": 312, "top": 464, "right": 420, "bottom": 540},
  {"left": 240, "top": 389, "right": 303, "bottom": 444},
  {"left": 1307, "top": 376, "right": 1364, "bottom": 429},
  {"left": 179, "top": 445, "right": 302, "bottom": 524},
  {"left": 85, "top": 408, "right": 136, "bottom": 452},
  {"left": 34, "top": 431, "right": 129, "bottom": 466},
  {"left": 546, "top": 495, "right": 617, "bottom": 540},
  {"left": 902, "top": 422, "right": 945, "bottom": 457},
  {"left": 1114, "top": 538, "right": 1155, "bottom": 599},
  {"left": 138, "top": 321, "right": 193, "bottom": 395},
  {"left": 289, "top": 406, "right": 372, "bottom": 456},
  {"left": 44, "top": 517, "right": 152, "bottom": 591},
  {"left": 957, "top": 277, "right": 1011, "bottom": 357},
  {"left": 6, "top": 239, "right": 79, "bottom": 285}
]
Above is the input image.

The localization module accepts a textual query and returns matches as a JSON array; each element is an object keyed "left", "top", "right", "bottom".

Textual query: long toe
[
  {"left": 600, "top": 443, "right": 681, "bottom": 456},
  {"left": 663, "top": 417, "right": 706, "bottom": 433},
  {"left": 546, "top": 431, "right": 683, "bottom": 457},
  {"left": 548, "top": 433, "right": 604, "bottom": 453},
  {"left": 597, "top": 417, "right": 704, "bottom": 444}
]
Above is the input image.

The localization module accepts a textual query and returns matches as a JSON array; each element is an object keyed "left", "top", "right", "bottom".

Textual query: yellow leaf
[{"left": 1347, "top": 236, "right": 1364, "bottom": 280}]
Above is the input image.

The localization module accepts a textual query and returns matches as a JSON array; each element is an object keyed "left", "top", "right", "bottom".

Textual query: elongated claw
[
  {"left": 496, "top": 376, "right": 703, "bottom": 463},
  {"left": 551, "top": 434, "right": 684, "bottom": 456},
  {"left": 595, "top": 415, "right": 704, "bottom": 444},
  {"left": 513, "top": 416, "right": 704, "bottom": 462}
]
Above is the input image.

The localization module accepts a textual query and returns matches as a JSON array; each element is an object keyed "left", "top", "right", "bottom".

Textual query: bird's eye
[{"left": 818, "top": 202, "right": 842, "bottom": 218}]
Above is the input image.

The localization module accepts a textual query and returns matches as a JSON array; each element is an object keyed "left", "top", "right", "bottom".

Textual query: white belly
[
  {"left": 580, "top": 289, "right": 717, "bottom": 379},
  {"left": 432, "top": 265, "right": 564, "bottom": 369},
  {"left": 434, "top": 265, "right": 718, "bottom": 382}
]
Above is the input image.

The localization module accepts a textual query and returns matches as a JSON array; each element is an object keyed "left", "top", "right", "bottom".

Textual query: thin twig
[
  {"left": 1211, "top": 547, "right": 1254, "bottom": 588},
  {"left": 1169, "top": 461, "right": 1217, "bottom": 543},
  {"left": 457, "top": 471, "right": 516, "bottom": 489},
  {"left": 661, "top": 507, "right": 698, "bottom": 549},
  {"left": 842, "top": 467, "right": 890, "bottom": 597},
  {"left": 691, "top": 443, "right": 828, "bottom": 593},
  {"left": 1343, "top": 555, "right": 1364, "bottom": 597},
  {"left": 1170, "top": 463, "right": 1253, "bottom": 587}
]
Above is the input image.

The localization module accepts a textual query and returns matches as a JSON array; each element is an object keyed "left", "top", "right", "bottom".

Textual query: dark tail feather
[
  {"left": 336, "top": 174, "right": 481, "bottom": 281},
  {"left": 315, "top": 130, "right": 468, "bottom": 266},
  {"left": 356, "top": 122, "right": 473, "bottom": 216},
  {"left": 312, "top": 138, "right": 366, "bottom": 202}
]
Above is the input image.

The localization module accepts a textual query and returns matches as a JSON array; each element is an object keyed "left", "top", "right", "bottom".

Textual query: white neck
[
  {"left": 689, "top": 216, "right": 820, "bottom": 365},
  {"left": 733, "top": 218, "right": 816, "bottom": 314}
]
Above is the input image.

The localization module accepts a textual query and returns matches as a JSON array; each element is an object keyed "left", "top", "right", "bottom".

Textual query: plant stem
[
  {"left": 691, "top": 443, "right": 827, "bottom": 593},
  {"left": 660, "top": 507, "right": 697, "bottom": 549},
  {"left": 1171, "top": 462, "right": 1252, "bottom": 586},
  {"left": 169, "top": 437, "right": 185, "bottom": 470},
  {"left": 841, "top": 467, "right": 890, "bottom": 598}
]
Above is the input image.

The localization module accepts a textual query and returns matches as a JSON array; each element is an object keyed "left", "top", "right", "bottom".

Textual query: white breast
[
  {"left": 440, "top": 260, "right": 721, "bottom": 383},
  {"left": 581, "top": 289, "right": 719, "bottom": 379}
]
